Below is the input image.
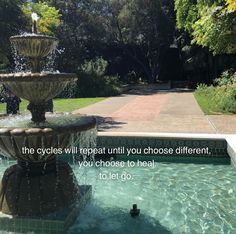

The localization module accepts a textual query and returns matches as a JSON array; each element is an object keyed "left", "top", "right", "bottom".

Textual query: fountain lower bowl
[
  {"left": 0, "top": 113, "right": 96, "bottom": 162},
  {"left": 0, "top": 72, "right": 77, "bottom": 103}
]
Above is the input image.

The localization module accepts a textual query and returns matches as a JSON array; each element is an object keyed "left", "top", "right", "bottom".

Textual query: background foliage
[
  {"left": 227, "top": 0, "right": 236, "bottom": 12},
  {"left": 22, "top": 1, "right": 61, "bottom": 35},
  {"left": 175, "top": 0, "right": 236, "bottom": 54},
  {"left": 195, "top": 71, "right": 236, "bottom": 114},
  {"left": 0, "top": 0, "right": 235, "bottom": 97},
  {"left": 0, "top": 0, "right": 25, "bottom": 69}
]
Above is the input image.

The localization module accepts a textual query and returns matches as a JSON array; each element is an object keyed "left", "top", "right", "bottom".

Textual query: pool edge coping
[{"left": 98, "top": 132, "right": 236, "bottom": 166}]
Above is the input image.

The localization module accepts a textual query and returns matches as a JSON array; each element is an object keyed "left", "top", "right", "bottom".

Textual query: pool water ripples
[{"left": 70, "top": 162, "right": 236, "bottom": 234}]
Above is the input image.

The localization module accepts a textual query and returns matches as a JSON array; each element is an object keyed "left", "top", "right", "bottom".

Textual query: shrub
[
  {"left": 77, "top": 57, "right": 121, "bottom": 97},
  {"left": 57, "top": 57, "right": 121, "bottom": 98},
  {"left": 195, "top": 83, "right": 208, "bottom": 93},
  {"left": 214, "top": 69, "right": 236, "bottom": 86},
  {"left": 195, "top": 80, "right": 236, "bottom": 114},
  {"left": 217, "top": 84, "right": 236, "bottom": 113}
]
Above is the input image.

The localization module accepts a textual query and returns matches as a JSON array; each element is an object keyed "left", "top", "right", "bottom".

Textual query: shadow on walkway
[
  {"left": 95, "top": 116, "right": 127, "bottom": 132},
  {"left": 123, "top": 84, "right": 193, "bottom": 96},
  {"left": 122, "top": 83, "right": 169, "bottom": 96}
]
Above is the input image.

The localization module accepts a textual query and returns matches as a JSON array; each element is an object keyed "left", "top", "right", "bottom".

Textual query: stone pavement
[{"left": 73, "top": 91, "right": 236, "bottom": 134}]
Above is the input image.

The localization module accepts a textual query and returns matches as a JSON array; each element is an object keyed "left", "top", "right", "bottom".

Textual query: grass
[
  {"left": 0, "top": 97, "right": 106, "bottom": 114},
  {"left": 194, "top": 92, "right": 214, "bottom": 115},
  {"left": 194, "top": 85, "right": 235, "bottom": 115}
]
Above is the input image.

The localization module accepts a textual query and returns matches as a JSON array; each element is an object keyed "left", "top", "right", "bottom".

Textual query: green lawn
[
  {"left": 194, "top": 92, "right": 213, "bottom": 115},
  {"left": 194, "top": 91, "right": 232, "bottom": 115},
  {"left": 0, "top": 97, "right": 106, "bottom": 114}
]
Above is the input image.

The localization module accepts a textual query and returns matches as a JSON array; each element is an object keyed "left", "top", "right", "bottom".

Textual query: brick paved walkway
[{"left": 73, "top": 91, "right": 236, "bottom": 134}]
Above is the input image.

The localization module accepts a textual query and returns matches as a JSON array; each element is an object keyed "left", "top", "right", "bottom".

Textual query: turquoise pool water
[
  {"left": 0, "top": 160, "right": 236, "bottom": 233},
  {"left": 69, "top": 162, "right": 236, "bottom": 234}
]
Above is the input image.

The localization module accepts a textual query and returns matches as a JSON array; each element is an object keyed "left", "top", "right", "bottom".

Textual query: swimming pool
[
  {"left": 69, "top": 161, "right": 236, "bottom": 234},
  {"left": 0, "top": 158, "right": 235, "bottom": 234}
]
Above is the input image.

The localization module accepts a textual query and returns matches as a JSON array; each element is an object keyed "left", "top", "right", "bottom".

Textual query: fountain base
[
  {"left": 0, "top": 185, "right": 92, "bottom": 234},
  {"left": 0, "top": 160, "right": 80, "bottom": 216}
]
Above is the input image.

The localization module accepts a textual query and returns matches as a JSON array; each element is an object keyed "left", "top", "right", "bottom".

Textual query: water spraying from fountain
[
  {"left": 31, "top": 12, "right": 39, "bottom": 34},
  {"left": 0, "top": 10, "right": 96, "bottom": 232}
]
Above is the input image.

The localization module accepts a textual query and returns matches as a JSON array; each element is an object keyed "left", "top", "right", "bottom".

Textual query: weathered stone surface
[
  {"left": 0, "top": 160, "right": 80, "bottom": 217},
  {"left": 10, "top": 34, "right": 58, "bottom": 72},
  {"left": 10, "top": 34, "right": 58, "bottom": 59},
  {"left": 0, "top": 115, "right": 96, "bottom": 162},
  {"left": 0, "top": 73, "right": 77, "bottom": 104}
]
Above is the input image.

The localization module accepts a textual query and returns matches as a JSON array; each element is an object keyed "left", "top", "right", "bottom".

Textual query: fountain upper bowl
[
  {"left": 10, "top": 34, "right": 58, "bottom": 58},
  {"left": 0, "top": 72, "right": 77, "bottom": 103}
]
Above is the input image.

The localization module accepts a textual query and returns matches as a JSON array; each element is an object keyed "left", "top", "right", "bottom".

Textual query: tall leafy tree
[
  {"left": 43, "top": 0, "right": 176, "bottom": 82},
  {"left": 107, "top": 0, "right": 175, "bottom": 83},
  {"left": 43, "top": 0, "right": 113, "bottom": 72},
  {"left": 175, "top": 0, "right": 236, "bottom": 54},
  {"left": 227, "top": 0, "right": 236, "bottom": 11},
  {"left": 0, "top": 0, "right": 26, "bottom": 69},
  {"left": 22, "top": 1, "right": 61, "bottom": 35}
]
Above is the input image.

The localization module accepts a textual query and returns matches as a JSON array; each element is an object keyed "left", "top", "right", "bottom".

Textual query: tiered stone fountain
[{"left": 0, "top": 13, "right": 96, "bottom": 223}]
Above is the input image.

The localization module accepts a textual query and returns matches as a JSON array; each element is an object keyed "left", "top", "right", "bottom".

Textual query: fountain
[{"left": 0, "top": 13, "right": 96, "bottom": 232}]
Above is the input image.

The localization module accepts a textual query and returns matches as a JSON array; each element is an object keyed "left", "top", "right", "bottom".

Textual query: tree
[
  {"left": 107, "top": 0, "right": 175, "bottom": 83},
  {"left": 175, "top": 0, "right": 236, "bottom": 54},
  {"left": 42, "top": 0, "right": 113, "bottom": 72},
  {"left": 22, "top": 1, "right": 61, "bottom": 35},
  {"left": 0, "top": 0, "right": 26, "bottom": 69},
  {"left": 192, "top": 4, "right": 236, "bottom": 54},
  {"left": 43, "top": 0, "right": 176, "bottom": 82},
  {"left": 227, "top": 0, "right": 236, "bottom": 12}
]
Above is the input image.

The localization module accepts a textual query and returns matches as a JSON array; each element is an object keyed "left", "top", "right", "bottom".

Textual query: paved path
[
  {"left": 73, "top": 91, "right": 236, "bottom": 134},
  {"left": 110, "top": 94, "right": 167, "bottom": 121}
]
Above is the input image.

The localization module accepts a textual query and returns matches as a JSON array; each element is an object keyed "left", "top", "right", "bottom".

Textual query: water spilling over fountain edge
[{"left": 0, "top": 16, "right": 96, "bottom": 220}]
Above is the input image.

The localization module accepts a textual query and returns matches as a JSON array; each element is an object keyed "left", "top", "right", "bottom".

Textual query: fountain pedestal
[
  {"left": 27, "top": 102, "right": 48, "bottom": 123},
  {"left": 0, "top": 160, "right": 80, "bottom": 216}
]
